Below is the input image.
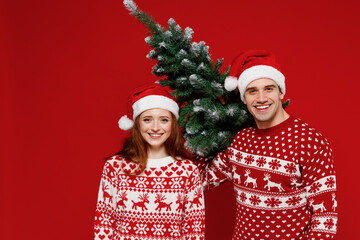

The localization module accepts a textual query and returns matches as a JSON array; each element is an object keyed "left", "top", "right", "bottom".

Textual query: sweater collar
[
  {"left": 254, "top": 115, "right": 295, "bottom": 136},
  {"left": 147, "top": 156, "right": 174, "bottom": 168}
]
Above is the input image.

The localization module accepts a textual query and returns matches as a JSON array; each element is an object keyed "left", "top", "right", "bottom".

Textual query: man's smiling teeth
[{"left": 255, "top": 105, "right": 269, "bottom": 109}]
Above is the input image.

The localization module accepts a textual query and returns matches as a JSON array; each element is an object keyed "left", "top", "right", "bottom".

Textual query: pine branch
[
  {"left": 123, "top": 0, "right": 163, "bottom": 35},
  {"left": 123, "top": 0, "right": 251, "bottom": 158}
]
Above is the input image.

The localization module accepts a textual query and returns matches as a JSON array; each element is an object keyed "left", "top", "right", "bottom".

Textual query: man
[{"left": 199, "top": 50, "right": 337, "bottom": 239}]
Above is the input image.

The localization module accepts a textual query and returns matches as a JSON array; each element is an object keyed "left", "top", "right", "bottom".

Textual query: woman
[{"left": 94, "top": 83, "right": 205, "bottom": 240}]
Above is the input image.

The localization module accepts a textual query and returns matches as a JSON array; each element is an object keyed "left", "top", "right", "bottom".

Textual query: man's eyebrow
[
  {"left": 246, "top": 84, "right": 278, "bottom": 91},
  {"left": 265, "top": 84, "right": 277, "bottom": 88},
  {"left": 246, "top": 87, "right": 257, "bottom": 91}
]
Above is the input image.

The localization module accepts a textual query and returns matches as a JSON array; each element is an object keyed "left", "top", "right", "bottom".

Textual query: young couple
[{"left": 94, "top": 50, "right": 337, "bottom": 239}]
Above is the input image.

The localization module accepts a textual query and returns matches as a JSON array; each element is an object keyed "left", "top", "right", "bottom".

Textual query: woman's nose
[{"left": 151, "top": 120, "right": 160, "bottom": 131}]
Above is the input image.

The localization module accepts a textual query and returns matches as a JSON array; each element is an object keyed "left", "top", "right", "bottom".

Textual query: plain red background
[{"left": 1, "top": 0, "right": 359, "bottom": 239}]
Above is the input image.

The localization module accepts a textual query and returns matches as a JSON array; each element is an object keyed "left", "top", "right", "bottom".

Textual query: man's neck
[{"left": 256, "top": 111, "right": 290, "bottom": 129}]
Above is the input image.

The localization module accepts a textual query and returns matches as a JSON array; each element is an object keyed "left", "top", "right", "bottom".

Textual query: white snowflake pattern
[
  {"left": 182, "top": 222, "right": 190, "bottom": 233},
  {"left": 152, "top": 178, "right": 166, "bottom": 188},
  {"left": 135, "top": 177, "right": 147, "bottom": 188},
  {"left": 169, "top": 225, "right": 180, "bottom": 237},
  {"left": 134, "top": 223, "right": 149, "bottom": 235},
  {"left": 193, "top": 220, "right": 202, "bottom": 233},
  {"left": 171, "top": 177, "right": 183, "bottom": 188},
  {"left": 120, "top": 222, "right": 131, "bottom": 233},
  {"left": 119, "top": 175, "right": 130, "bottom": 187},
  {"left": 152, "top": 224, "right": 166, "bottom": 236}
]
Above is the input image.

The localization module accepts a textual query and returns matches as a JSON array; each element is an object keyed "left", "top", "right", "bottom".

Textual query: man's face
[{"left": 243, "top": 78, "right": 285, "bottom": 129}]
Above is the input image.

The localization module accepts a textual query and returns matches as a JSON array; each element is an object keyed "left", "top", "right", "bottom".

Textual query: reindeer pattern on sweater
[
  {"left": 94, "top": 156, "right": 205, "bottom": 240},
  {"left": 198, "top": 116, "right": 337, "bottom": 239}
]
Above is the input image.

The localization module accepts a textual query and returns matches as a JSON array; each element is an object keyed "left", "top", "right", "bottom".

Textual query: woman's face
[{"left": 139, "top": 108, "right": 172, "bottom": 150}]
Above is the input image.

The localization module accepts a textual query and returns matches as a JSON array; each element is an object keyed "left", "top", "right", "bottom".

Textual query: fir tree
[{"left": 123, "top": 0, "right": 288, "bottom": 158}]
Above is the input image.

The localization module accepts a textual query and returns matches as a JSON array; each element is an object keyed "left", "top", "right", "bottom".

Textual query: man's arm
[
  {"left": 303, "top": 139, "right": 337, "bottom": 239},
  {"left": 194, "top": 147, "right": 233, "bottom": 191}
]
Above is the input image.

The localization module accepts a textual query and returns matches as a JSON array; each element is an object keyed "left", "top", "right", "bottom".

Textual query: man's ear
[{"left": 280, "top": 92, "right": 284, "bottom": 100}]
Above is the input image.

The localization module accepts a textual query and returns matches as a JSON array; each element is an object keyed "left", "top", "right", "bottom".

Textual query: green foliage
[{"left": 123, "top": 0, "right": 254, "bottom": 158}]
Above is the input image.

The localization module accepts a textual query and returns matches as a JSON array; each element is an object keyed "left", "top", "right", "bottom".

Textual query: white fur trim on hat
[
  {"left": 224, "top": 76, "right": 239, "bottom": 92},
  {"left": 132, "top": 95, "right": 179, "bottom": 120},
  {"left": 118, "top": 115, "right": 134, "bottom": 130},
  {"left": 238, "top": 65, "right": 285, "bottom": 101}
]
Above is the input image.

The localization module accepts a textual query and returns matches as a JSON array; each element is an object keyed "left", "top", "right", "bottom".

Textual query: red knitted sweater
[
  {"left": 94, "top": 156, "right": 205, "bottom": 240},
  {"left": 198, "top": 116, "right": 337, "bottom": 239}
]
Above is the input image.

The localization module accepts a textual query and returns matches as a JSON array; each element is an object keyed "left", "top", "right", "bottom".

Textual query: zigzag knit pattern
[
  {"left": 197, "top": 116, "right": 337, "bottom": 239},
  {"left": 94, "top": 156, "right": 205, "bottom": 240}
]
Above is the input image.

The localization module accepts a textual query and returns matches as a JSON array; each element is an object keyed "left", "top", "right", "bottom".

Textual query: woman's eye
[
  {"left": 161, "top": 119, "right": 169, "bottom": 123},
  {"left": 143, "top": 118, "right": 151, "bottom": 122}
]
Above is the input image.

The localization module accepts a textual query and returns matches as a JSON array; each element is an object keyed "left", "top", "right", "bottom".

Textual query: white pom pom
[
  {"left": 224, "top": 76, "right": 239, "bottom": 91},
  {"left": 118, "top": 115, "right": 134, "bottom": 130}
]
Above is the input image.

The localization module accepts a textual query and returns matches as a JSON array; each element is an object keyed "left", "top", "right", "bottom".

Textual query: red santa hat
[
  {"left": 118, "top": 83, "right": 179, "bottom": 130},
  {"left": 224, "top": 50, "right": 285, "bottom": 101}
]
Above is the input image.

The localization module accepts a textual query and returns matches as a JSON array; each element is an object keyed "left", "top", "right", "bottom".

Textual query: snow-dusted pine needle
[
  {"left": 123, "top": 0, "right": 138, "bottom": 13},
  {"left": 184, "top": 27, "right": 194, "bottom": 41},
  {"left": 158, "top": 41, "right": 167, "bottom": 48},
  {"left": 164, "top": 30, "right": 173, "bottom": 38},
  {"left": 168, "top": 18, "right": 176, "bottom": 26},
  {"left": 197, "top": 62, "right": 206, "bottom": 71},
  {"left": 146, "top": 50, "right": 156, "bottom": 59},
  {"left": 176, "top": 49, "right": 187, "bottom": 58},
  {"left": 181, "top": 59, "right": 193, "bottom": 67},
  {"left": 144, "top": 36, "right": 152, "bottom": 44}
]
